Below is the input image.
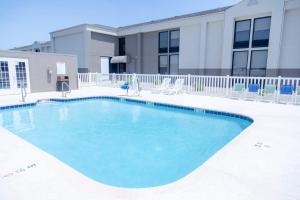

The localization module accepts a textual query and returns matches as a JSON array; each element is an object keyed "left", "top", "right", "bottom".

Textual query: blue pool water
[{"left": 0, "top": 98, "right": 252, "bottom": 188}]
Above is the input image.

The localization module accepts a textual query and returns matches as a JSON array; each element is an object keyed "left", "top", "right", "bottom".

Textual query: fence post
[
  {"left": 187, "top": 74, "right": 191, "bottom": 93},
  {"left": 88, "top": 73, "right": 91, "bottom": 86},
  {"left": 225, "top": 75, "right": 230, "bottom": 97},
  {"left": 277, "top": 76, "right": 282, "bottom": 102},
  {"left": 77, "top": 74, "right": 81, "bottom": 89}
]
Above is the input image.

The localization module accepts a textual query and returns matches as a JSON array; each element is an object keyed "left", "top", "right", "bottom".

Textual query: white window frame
[{"left": 232, "top": 15, "right": 271, "bottom": 76}]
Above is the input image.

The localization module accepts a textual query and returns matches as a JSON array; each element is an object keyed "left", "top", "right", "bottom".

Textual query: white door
[
  {"left": 100, "top": 57, "right": 110, "bottom": 81},
  {"left": 0, "top": 57, "right": 30, "bottom": 96},
  {"left": 100, "top": 57, "right": 109, "bottom": 74}
]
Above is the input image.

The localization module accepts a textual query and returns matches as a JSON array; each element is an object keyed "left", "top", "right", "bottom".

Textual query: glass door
[{"left": 0, "top": 58, "right": 30, "bottom": 95}]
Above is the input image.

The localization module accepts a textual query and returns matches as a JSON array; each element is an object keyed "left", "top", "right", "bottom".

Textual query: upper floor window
[
  {"left": 169, "top": 30, "right": 180, "bottom": 53},
  {"left": 119, "top": 38, "right": 126, "bottom": 56},
  {"left": 233, "top": 20, "right": 251, "bottom": 49},
  {"left": 159, "top": 32, "right": 168, "bottom": 53},
  {"left": 252, "top": 17, "right": 271, "bottom": 48}
]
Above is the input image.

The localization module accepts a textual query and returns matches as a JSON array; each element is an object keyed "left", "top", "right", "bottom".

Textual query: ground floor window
[
  {"left": 0, "top": 61, "right": 10, "bottom": 89},
  {"left": 249, "top": 50, "right": 268, "bottom": 77},
  {"left": 169, "top": 55, "right": 179, "bottom": 75},
  {"left": 159, "top": 55, "right": 169, "bottom": 74},
  {"left": 232, "top": 51, "right": 248, "bottom": 76},
  {"left": 109, "top": 63, "right": 126, "bottom": 73},
  {"left": 232, "top": 50, "right": 268, "bottom": 77},
  {"left": 15, "top": 61, "right": 28, "bottom": 88},
  {"left": 159, "top": 55, "right": 179, "bottom": 74}
]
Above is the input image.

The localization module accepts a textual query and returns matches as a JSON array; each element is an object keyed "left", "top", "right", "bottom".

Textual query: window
[
  {"left": 159, "top": 32, "right": 168, "bottom": 53},
  {"left": 250, "top": 50, "right": 268, "bottom": 77},
  {"left": 34, "top": 48, "right": 40, "bottom": 52},
  {"left": 15, "top": 62, "right": 27, "bottom": 88},
  {"left": 232, "top": 17, "right": 271, "bottom": 77},
  {"left": 0, "top": 61, "right": 10, "bottom": 89},
  {"left": 158, "top": 30, "right": 180, "bottom": 74},
  {"left": 159, "top": 56, "right": 169, "bottom": 74},
  {"left": 233, "top": 20, "right": 251, "bottom": 49},
  {"left": 232, "top": 51, "right": 248, "bottom": 76},
  {"left": 57, "top": 62, "right": 66, "bottom": 75},
  {"left": 169, "top": 30, "right": 180, "bottom": 53},
  {"left": 169, "top": 55, "right": 179, "bottom": 75},
  {"left": 252, "top": 17, "right": 271, "bottom": 48},
  {"left": 119, "top": 63, "right": 126, "bottom": 73},
  {"left": 119, "top": 38, "right": 126, "bottom": 56}
]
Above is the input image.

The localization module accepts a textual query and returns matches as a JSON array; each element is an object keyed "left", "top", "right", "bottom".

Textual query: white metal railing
[{"left": 78, "top": 73, "right": 300, "bottom": 103}]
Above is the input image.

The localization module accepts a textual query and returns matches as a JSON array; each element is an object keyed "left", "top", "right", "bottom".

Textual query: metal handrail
[
  {"left": 20, "top": 82, "right": 27, "bottom": 102},
  {"left": 62, "top": 82, "right": 71, "bottom": 97}
]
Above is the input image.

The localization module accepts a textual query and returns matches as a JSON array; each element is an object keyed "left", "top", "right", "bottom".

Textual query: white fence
[{"left": 78, "top": 73, "right": 300, "bottom": 98}]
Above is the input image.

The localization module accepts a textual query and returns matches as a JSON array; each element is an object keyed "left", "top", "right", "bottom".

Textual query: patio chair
[
  {"left": 151, "top": 78, "right": 171, "bottom": 94},
  {"left": 245, "top": 83, "right": 260, "bottom": 100},
  {"left": 164, "top": 79, "right": 185, "bottom": 95},
  {"left": 231, "top": 83, "right": 245, "bottom": 99},
  {"left": 296, "top": 87, "right": 300, "bottom": 104},
  {"left": 278, "top": 85, "right": 294, "bottom": 104},
  {"left": 261, "top": 84, "right": 277, "bottom": 102}
]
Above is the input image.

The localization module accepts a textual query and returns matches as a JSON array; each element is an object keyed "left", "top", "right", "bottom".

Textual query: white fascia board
[
  {"left": 86, "top": 27, "right": 118, "bottom": 36},
  {"left": 117, "top": 12, "right": 225, "bottom": 36},
  {"left": 51, "top": 25, "right": 87, "bottom": 38}
]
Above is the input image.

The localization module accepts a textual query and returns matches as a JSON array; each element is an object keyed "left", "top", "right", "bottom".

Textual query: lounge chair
[
  {"left": 296, "top": 87, "right": 300, "bottom": 104},
  {"left": 261, "top": 84, "right": 277, "bottom": 102},
  {"left": 231, "top": 83, "right": 245, "bottom": 99},
  {"left": 151, "top": 78, "right": 171, "bottom": 94},
  {"left": 278, "top": 84, "right": 294, "bottom": 104},
  {"left": 164, "top": 79, "right": 185, "bottom": 95},
  {"left": 245, "top": 83, "right": 260, "bottom": 100}
]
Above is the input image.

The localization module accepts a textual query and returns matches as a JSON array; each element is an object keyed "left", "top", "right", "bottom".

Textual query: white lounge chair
[
  {"left": 151, "top": 78, "right": 171, "bottom": 94},
  {"left": 164, "top": 79, "right": 185, "bottom": 95}
]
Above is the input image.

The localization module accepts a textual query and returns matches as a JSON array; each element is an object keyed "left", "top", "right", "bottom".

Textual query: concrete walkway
[{"left": 0, "top": 87, "right": 300, "bottom": 200}]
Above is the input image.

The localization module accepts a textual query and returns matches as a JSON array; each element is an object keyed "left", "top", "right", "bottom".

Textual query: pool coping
[
  {"left": 0, "top": 96, "right": 254, "bottom": 123},
  {"left": 0, "top": 88, "right": 299, "bottom": 200}
]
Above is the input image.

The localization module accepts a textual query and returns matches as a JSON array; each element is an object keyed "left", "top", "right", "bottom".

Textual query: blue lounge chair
[
  {"left": 245, "top": 83, "right": 260, "bottom": 100},
  {"left": 121, "top": 83, "right": 130, "bottom": 95},
  {"left": 279, "top": 85, "right": 294, "bottom": 103}
]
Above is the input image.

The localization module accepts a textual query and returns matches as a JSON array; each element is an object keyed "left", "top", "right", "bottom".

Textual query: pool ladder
[
  {"left": 20, "top": 82, "right": 27, "bottom": 102},
  {"left": 62, "top": 82, "right": 72, "bottom": 98}
]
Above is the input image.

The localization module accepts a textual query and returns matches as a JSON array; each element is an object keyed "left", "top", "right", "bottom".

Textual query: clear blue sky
[{"left": 0, "top": 0, "right": 240, "bottom": 50}]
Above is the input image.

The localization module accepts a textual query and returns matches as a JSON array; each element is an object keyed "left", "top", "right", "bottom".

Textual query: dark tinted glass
[
  {"left": 233, "top": 20, "right": 251, "bottom": 49},
  {"left": 159, "top": 32, "right": 168, "bottom": 53},
  {"left": 159, "top": 55, "right": 169, "bottom": 74},
  {"left": 250, "top": 50, "right": 268, "bottom": 77},
  {"left": 232, "top": 51, "right": 248, "bottom": 76},
  {"left": 252, "top": 17, "right": 271, "bottom": 48},
  {"left": 119, "top": 38, "right": 126, "bottom": 56},
  {"left": 170, "top": 30, "right": 180, "bottom": 53}
]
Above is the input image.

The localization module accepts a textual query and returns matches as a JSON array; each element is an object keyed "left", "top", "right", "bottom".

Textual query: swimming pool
[{"left": 0, "top": 97, "right": 252, "bottom": 188}]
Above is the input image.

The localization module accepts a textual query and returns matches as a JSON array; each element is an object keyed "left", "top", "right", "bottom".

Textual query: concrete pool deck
[{"left": 0, "top": 87, "right": 300, "bottom": 200}]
